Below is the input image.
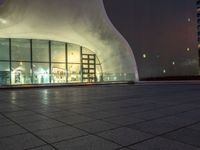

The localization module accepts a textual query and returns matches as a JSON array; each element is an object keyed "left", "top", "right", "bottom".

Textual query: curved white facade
[{"left": 0, "top": 0, "right": 139, "bottom": 82}]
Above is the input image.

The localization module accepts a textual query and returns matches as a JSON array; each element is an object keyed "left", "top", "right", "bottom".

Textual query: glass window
[
  {"left": 89, "top": 55, "right": 95, "bottom": 59},
  {"left": 83, "top": 69, "right": 89, "bottom": 74},
  {"left": 96, "top": 65, "right": 103, "bottom": 82},
  {"left": 89, "top": 60, "right": 95, "bottom": 64},
  {"left": 51, "top": 63, "right": 66, "bottom": 83},
  {"left": 82, "top": 47, "right": 95, "bottom": 55},
  {"left": 68, "top": 44, "right": 80, "bottom": 63},
  {"left": 82, "top": 59, "right": 88, "bottom": 64},
  {"left": 0, "top": 61, "right": 10, "bottom": 85},
  {"left": 96, "top": 57, "right": 101, "bottom": 65},
  {"left": 11, "top": 62, "right": 31, "bottom": 85},
  {"left": 89, "top": 64, "right": 95, "bottom": 68},
  {"left": 11, "top": 39, "right": 30, "bottom": 61},
  {"left": 0, "top": 39, "right": 9, "bottom": 60},
  {"left": 68, "top": 64, "right": 81, "bottom": 82},
  {"left": 32, "top": 63, "right": 50, "bottom": 84},
  {"left": 90, "top": 69, "right": 95, "bottom": 73},
  {"left": 82, "top": 47, "right": 100, "bottom": 65},
  {"left": 82, "top": 55, "right": 88, "bottom": 59},
  {"left": 83, "top": 64, "right": 88, "bottom": 68},
  {"left": 32, "top": 40, "right": 49, "bottom": 62},
  {"left": 51, "top": 41, "right": 66, "bottom": 62}
]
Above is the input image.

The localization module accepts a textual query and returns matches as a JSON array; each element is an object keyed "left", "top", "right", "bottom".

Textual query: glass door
[{"left": 81, "top": 54, "right": 96, "bottom": 83}]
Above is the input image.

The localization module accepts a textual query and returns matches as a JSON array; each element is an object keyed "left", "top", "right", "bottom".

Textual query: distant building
[
  {"left": 0, "top": 0, "right": 138, "bottom": 86},
  {"left": 197, "top": 0, "right": 200, "bottom": 73}
]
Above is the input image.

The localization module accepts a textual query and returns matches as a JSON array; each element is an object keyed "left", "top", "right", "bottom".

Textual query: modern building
[
  {"left": 0, "top": 0, "right": 138, "bottom": 86},
  {"left": 197, "top": 0, "right": 200, "bottom": 73}
]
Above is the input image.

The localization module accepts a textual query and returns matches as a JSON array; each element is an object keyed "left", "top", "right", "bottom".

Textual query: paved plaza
[{"left": 0, "top": 83, "right": 200, "bottom": 150}]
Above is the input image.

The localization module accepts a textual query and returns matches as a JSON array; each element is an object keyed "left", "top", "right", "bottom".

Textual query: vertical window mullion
[
  {"left": 30, "top": 39, "right": 33, "bottom": 84},
  {"left": 65, "top": 43, "right": 68, "bottom": 83},
  {"left": 9, "top": 38, "right": 12, "bottom": 85},
  {"left": 94, "top": 54, "right": 96, "bottom": 82},
  {"left": 80, "top": 46, "right": 83, "bottom": 83},
  {"left": 49, "top": 40, "right": 51, "bottom": 83}
]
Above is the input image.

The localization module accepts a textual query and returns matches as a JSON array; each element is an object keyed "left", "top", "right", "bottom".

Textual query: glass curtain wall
[
  {"left": 0, "top": 39, "right": 10, "bottom": 85},
  {"left": 32, "top": 40, "right": 50, "bottom": 84},
  {"left": 0, "top": 38, "right": 102, "bottom": 85},
  {"left": 68, "top": 44, "right": 81, "bottom": 82},
  {"left": 0, "top": 62, "right": 10, "bottom": 85},
  {"left": 11, "top": 39, "right": 31, "bottom": 84},
  {"left": 51, "top": 41, "right": 66, "bottom": 83}
]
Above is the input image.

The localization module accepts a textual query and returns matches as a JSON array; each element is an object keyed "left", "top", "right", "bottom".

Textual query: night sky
[
  {"left": 104, "top": 0, "right": 198, "bottom": 79},
  {"left": 0, "top": 0, "right": 198, "bottom": 79}
]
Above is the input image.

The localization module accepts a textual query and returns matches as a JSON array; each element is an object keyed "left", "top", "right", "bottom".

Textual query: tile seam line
[
  {"left": 0, "top": 112, "right": 59, "bottom": 150},
  {"left": 3, "top": 103, "right": 124, "bottom": 148},
  {"left": 31, "top": 110, "right": 125, "bottom": 148},
  {"left": 125, "top": 119, "right": 200, "bottom": 149}
]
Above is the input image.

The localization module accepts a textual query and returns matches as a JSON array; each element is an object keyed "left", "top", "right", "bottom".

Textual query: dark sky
[
  {"left": 104, "top": 0, "right": 198, "bottom": 78},
  {"left": 0, "top": 0, "right": 198, "bottom": 79}
]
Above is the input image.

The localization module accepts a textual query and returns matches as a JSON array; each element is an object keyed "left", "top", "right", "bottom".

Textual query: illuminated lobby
[{"left": 0, "top": 39, "right": 103, "bottom": 85}]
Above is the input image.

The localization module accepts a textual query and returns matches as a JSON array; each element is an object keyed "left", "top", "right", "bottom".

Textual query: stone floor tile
[
  {"left": 9, "top": 114, "right": 49, "bottom": 123},
  {"left": 82, "top": 111, "right": 117, "bottom": 119},
  {"left": 0, "top": 117, "right": 14, "bottom": 127},
  {"left": 74, "top": 120, "right": 119, "bottom": 133},
  {"left": 32, "top": 107, "right": 61, "bottom": 113},
  {"left": 155, "top": 116, "right": 197, "bottom": 127},
  {"left": 176, "top": 111, "right": 200, "bottom": 122},
  {"left": 54, "top": 135, "right": 120, "bottom": 150},
  {"left": 40, "top": 111, "right": 77, "bottom": 118},
  {"left": 34, "top": 126, "right": 87, "bottom": 143},
  {"left": 0, "top": 133, "right": 45, "bottom": 150},
  {"left": 56, "top": 114, "right": 94, "bottom": 125},
  {"left": 4, "top": 110, "right": 36, "bottom": 118},
  {"left": 0, "top": 124, "right": 27, "bottom": 138},
  {"left": 0, "top": 105, "right": 23, "bottom": 113},
  {"left": 69, "top": 107, "right": 97, "bottom": 113},
  {"left": 164, "top": 128, "right": 200, "bottom": 147},
  {"left": 128, "top": 120, "right": 179, "bottom": 135},
  {"left": 20, "top": 119, "right": 65, "bottom": 132},
  {"left": 118, "top": 148, "right": 131, "bottom": 150},
  {"left": 129, "top": 111, "right": 166, "bottom": 120},
  {"left": 188, "top": 123, "right": 200, "bottom": 131},
  {"left": 28, "top": 145, "right": 56, "bottom": 150},
  {"left": 103, "top": 115, "right": 143, "bottom": 126},
  {"left": 129, "top": 137, "right": 199, "bottom": 150},
  {"left": 98, "top": 127, "right": 153, "bottom": 146}
]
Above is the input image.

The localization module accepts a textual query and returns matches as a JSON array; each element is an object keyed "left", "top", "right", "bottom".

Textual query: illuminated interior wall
[{"left": 0, "top": 0, "right": 139, "bottom": 82}]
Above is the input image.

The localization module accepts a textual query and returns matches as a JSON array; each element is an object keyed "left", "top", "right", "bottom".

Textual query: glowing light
[
  {"left": 11, "top": 92, "right": 16, "bottom": 100},
  {"left": 163, "top": 69, "right": 166, "bottom": 74},
  {"left": 172, "top": 61, "right": 175, "bottom": 65},
  {"left": 187, "top": 18, "right": 191, "bottom": 22},
  {"left": 142, "top": 53, "right": 147, "bottom": 59},
  {"left": 186, "top": 48, "right": 190, "bottom": 52},
  {"left": 0, "top": 18, "right": 7, "bottom": 24}
]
